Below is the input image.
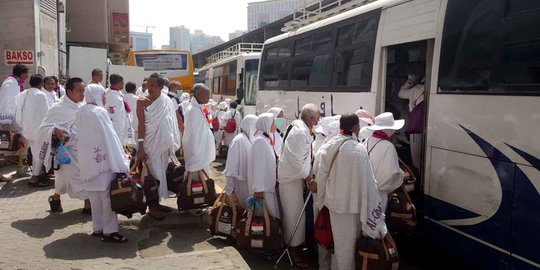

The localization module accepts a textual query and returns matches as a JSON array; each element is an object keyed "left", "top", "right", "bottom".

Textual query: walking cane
[{"left": 274, "top": 191, "right": 313, "bottom": 269}]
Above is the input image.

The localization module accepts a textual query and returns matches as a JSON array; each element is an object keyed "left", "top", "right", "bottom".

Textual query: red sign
[
  {"left": 112, "top": 12, "right": 129, "bottom": 44},
  {"left": 4, "top": 50, "right": 34, "bottom": 65}
]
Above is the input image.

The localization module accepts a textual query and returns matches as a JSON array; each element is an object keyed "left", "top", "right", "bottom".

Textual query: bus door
[{"left": 382, "top": 40, "right": 432, "bottom": 198}]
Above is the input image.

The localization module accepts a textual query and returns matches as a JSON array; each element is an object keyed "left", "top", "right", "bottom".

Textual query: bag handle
[
  {"left": 328, "top": 139, "right": 352, "bottom": 175},
  {"left": 214, "top": 192, "right": 240, "bottom": 234},
  {"left": 244, "top": 199, "right": 272, "bottom": 237},
  {"left": 186, "top": 170, "right": 209, "bottom": 196}
]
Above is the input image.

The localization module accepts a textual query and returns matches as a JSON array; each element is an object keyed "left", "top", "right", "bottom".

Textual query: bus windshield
[{"left": 134, "top": 53, "right": 188, "bottom": 71}]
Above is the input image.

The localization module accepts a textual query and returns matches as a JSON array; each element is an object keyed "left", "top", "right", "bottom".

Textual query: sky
[{"left": 129, "top": 0, "right": 265, "bottom": 48}]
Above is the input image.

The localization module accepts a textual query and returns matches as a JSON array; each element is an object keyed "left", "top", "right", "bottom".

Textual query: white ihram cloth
[
  {"left": 213, "top": 110, "right": 226, "bottom": 147},
  {"left": 42, "top": 89, "right": 60, "bottom": 105},
  {"left": 268, "top": 107, "right": 284, "bottom": 156},
  {"left": 247, "top": 113, "right": 280, "bottom": 218},
  {"left": 143, "top": 93, "right": 182, "bottom": 200},
  {"left": 15, "top": 88, "right": 52, "bottom": 176},
  {"left": 85, "top": 83, "right": 106, "bottom": 107},
  {"left": 399, "top": 83, "right": 424, "bottom": 169},
  {"left": 364, "top": 136, "right": 404, "bottom": 211},
  {"left": 36, "top": 96, "right": 85, "bottom": 198},
  {"left": 224, "top": 115, "right": 258, "bottom": 209},
  {"left": 105, "top": 90, "right": 135, "bottom": 146},
  {"left": 312, "top": 135, "right": 386, "bottom": 238},
  {"left": 223, "top": 109, "right": 242, "bottom": 145},
  {"left": 125, "top": 93, "right": 139, "bottom": 140},
  {"left": 183, "top": 97, "right": 215, "bottom": 172},
  {"left": 75, "top": 104, "right": 129, "bottom": 189},
  {"left": 277, "top": 119, "right": 313, "bottom": 247},
  {"left": 0, "top": 76, "right": 20, "bottom": 125}
]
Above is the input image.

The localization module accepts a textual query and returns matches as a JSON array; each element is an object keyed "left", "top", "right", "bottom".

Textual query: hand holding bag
[
  {"left": 141, "top": 162, "right": 160, "bottom": 207},
  {"left": 110, "top": 161, "right": 147, "bottom": 218},
  {"left": 235, "top": 200, "right": 282, "bottom": 252},
  {"left": 177, "top": 170, "right": 217, "bottom": 210},
  {"left": 166, "top": 154, "right": 185, "bottom": 194}
]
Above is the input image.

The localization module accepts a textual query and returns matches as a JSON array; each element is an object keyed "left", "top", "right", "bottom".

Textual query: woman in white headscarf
[
  {"left": 313, "top": 115, "right": 341, "bottom": 154},
  {"left": 75, "top": 84, "right": 130, "bottom": 243},
  {"left": 247, "top": 113, "right": 280, "bottom": 218},
  {"left": 268, "top": 107, "right": 285, "bottom": 157},
  {"left": 223, "top": 114, "right": 258, "bottom": 209}
]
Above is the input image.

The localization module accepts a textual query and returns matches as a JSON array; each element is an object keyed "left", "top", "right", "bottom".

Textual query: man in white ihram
[
  {"left": 310, "top": 113, "right": 386, "bottom": 270},
  {"left": 183, "top": 83, "right": 216, "bottom": 176},
  {"left": 15, "top": 74, "right": 52, "bottom": 187},
  {"left": 277, "top": 103, "right": 320, "bottom": 269},
  {"left": 106, "top": 74, "right": 135, "bottom": 146}
]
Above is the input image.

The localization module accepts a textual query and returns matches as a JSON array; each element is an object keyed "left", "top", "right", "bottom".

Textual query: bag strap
[
  {"left": 244, "top": 199, "right": 272, "bottom": 237},
  {"left": 398, "top": 157, "right": 417, "bottom": 183},
  {"left": 281, "top": 124, "right": 294, "bottom": 144},
  {"left": 198, "top": 170, "right": 210, "bottom": 194},
  {"left": 328, "top": 138, "right": 352, "bottom": 175},
  {"left": 367, "top": 138, "right": 384, "bottom": 157}
]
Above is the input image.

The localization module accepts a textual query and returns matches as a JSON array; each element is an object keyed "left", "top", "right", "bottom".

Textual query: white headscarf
[
  {"left": 240, "top": 114, "right": 258, "bottom": 142},
  {"left": 180, "top": 93, "right": 190, "bottom": 103},
  {"left": 256, "top": 113, "right": 274, "bottom": 134},
  {"left": 268, "top": 107, "right": 283, "bottom": 118},
  {"left": 84, "top": 84, "right": 105, "bottom": 107}
]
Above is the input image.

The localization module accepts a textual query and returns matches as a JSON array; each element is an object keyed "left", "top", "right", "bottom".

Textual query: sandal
[
  {"left": 91, "top": 231, "right": 103, "bottom": 237},
  {"left": 101, "top": 232, "right": 128, "bottom": 243},
  {"left": 48, "top": 196, "right": 63, "bottom": 213}
]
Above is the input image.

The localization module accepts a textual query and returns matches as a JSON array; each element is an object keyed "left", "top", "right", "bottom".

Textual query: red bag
[
  {"left": 212, "top": 117, "right": 220, "bottom": 132},
  {"left": 224, "top": 112, "right": 237, "bottom": 133},
  {"left": 314, "top": 206, "right": 333, "bottom": 249}
]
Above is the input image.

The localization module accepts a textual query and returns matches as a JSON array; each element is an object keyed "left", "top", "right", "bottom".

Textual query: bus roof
[
  {"left": 265, "top": 0, "right": 407, "bottom": 45},
  {"left": 129, "top": 49, "right": 192, "bottom": 55},
  {"left": 200, "top": 52, "right": 261, "bottom": 70}
]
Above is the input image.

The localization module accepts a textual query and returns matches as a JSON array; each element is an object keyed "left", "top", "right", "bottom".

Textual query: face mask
[{"left": 275, "top": 118, "right": 286, "bottom": 131}]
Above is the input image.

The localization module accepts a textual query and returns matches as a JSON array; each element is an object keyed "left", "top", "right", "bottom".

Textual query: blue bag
[{"left": 55, "top": 144, "right": 71, "bottom": 165}]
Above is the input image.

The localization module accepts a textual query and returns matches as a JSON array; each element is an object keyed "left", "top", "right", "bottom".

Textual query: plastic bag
[{"left": 55, "top": 144, "right": 71, "bottom": 165}]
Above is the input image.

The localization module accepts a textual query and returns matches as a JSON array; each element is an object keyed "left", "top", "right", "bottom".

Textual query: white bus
[
  {"left": 199, "top": 43, "right": 263, "bottom": 115},
  {"left": 257, "top": 0, "right": 540, "bottom": 269}
]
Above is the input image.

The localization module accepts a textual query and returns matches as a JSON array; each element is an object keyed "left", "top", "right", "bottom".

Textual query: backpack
[
  {"left": 224, "top": 111, "right": 237, "bottom": 133},
  {"left": 212, "top": 116, "right": 220, "bottom": 132}
]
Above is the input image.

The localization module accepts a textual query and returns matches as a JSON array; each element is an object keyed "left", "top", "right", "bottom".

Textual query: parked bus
[
  {"left": 127, "top": 49, "right": 194, "bottom": 90},
  {"left": 257, "top": 0, "right": 540, "bottom": 269},
  {"left": 198, "top": 43, "right": 263, "bottom": 115}
]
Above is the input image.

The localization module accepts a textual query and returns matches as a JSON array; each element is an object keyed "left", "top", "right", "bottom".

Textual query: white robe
[
  {"left": 364, "top": 137, "right": 404, "bottom": 211},
  {"left": 277, "top": 120, "right": 313, "bottom": 247},
  {"left": 272, "top": 131, "right": 284, "bottom": 157},
  {"left": 213, "top": 110, "right": 227, "bottom": 147},
  {"left": 75, "top": 104, "right": 129, "bottom": 191},
  {"left": 42, "top": 89, "right": 60, "bottom": 105},
  {"left": 183, "top": 97, "right": 216, "bottom": 172},
  {"left": 143, "top": 93, "right": 181, "bottom": 199},
  {"left": 105, "top": 90, "right": 135, "bottom": 146},
  {"left": 36, "top": 96, "right": 85, "bottom": 198},
  {"left": 223, "top": 133, "right": 251, "bottom": 209},
  {"left": 125, "top": 93, "right": 139, "bottom": 139},
  {"left": 85, "top": 83, "right": 106, "bottom": 107},
  {"left": 223, "top": 109, "right": 242, "bottom": 145},
  {"left": 312, "top": 135, "right": 386, "bottom": 239},
  {"left": 247, "top": 134, "right": 280, "bottom": 219},
  {"left": 0, "top": 76, "right": 21, "bottom": 125}
]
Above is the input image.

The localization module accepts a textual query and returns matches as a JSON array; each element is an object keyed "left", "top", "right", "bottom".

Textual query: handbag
[
  {"left": 166, "top": 155, "right": 185, "bottom": 194},
  {"left": 141, "top": 162, "right": 160, "bottom": 207},
  {"left": 110, "top": 170, "right": 147, "bottom": 218},
  {"left": 314, "top": 138, "right": 351, "bottom": 250},
  {"left": 235, "top": 200, "right": 283, "bottom": 252},
  {"left": 177, "top": 170, "right": 217, "bottom": 210},
  {"left": 387, "top": 186, "right": 417, "bottom": 233},
  {"left": 0, "top": 130, "right": 21, "bottom": 151},
  {"left": 209, "top": 192, "right": 243, "bottom": 238},
  {"left": 407, "top": 94, "right": 424, "bottom": 134},
  {"left": 355, "top": 232, "right": 399, "bottom": 270}
]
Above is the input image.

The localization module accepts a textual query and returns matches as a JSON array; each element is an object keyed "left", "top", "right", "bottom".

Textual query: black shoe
[{"left": 48, "top": 196, "right": 63, "bottom": 213}]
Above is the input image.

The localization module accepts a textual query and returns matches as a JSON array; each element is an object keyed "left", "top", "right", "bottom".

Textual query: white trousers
[
  {"left": 146, "top": 150, "right": 170, "bottom": 201},
  {"left": 28, "top": 140, "right": 44, "bottom": 176},
  {"left": 225, "top": 176, "right": 249, "bottom": 210},
  {"left": 55, "top": 160, "right": 87, "bottom": 199},
  {"left": 279, "top": 180, "right": 305, "bottom": 247},
  {"left": 330, "top": 210, "right": 361, "bottom": 270},
  {"left": 213, "top": 130, "right": 223, "bottom": 148},
  {"left": 87, "top": 190, "right": 119, "bottom": 234}
]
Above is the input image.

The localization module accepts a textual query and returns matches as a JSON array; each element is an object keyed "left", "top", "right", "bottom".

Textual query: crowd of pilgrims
[{"left": 0, "top": 64, "right": 409, "bottom": 270}]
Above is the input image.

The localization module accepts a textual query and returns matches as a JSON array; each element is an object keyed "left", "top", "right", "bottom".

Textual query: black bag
[
  {"left": 0, "top": 130, "right": 21, "bottom": 151},
  {"left": 209, "top": 192, "right": 243, "bottom": 238},
  {"left": 387, "top": 186, "right": 417, "bottom": 233},
  {"left": 166, "top": 161, "right": 185, "bottom": 194},
  {"left": 177, "top": 170, "right": 217, "bottom": 210},
  {"left": 235, "top": 200, "right": 283, "bottom": 252},
  {"left": 110, "top": 173, "right": 147, "bottom": 218},
  {"left": 141, "top": 163, "right": 160, "bottom": 207},
  {"left": 355, "top": 233, "right": 399, "bottom": 270},
  {"left": 218, "top": 145, "right": 228, "bottom": 159}
]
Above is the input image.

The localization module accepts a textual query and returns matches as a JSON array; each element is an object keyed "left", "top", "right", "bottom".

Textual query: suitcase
[
  {"left": 166, "top": 161, "right": 185, "bottom": 194},
  {"left": 387, "top": 186, "right": 417, "bottom": 233},
  {"left": 355, "top": 233, "right": 399, "bottom": 270},
  {"left": 210, "top": 192, "right": 243, "bottom": 238},
  {"left": 110, "top": 173, "right": 147, "bottom": 218},
  {"left": 218, "top": 145, "right": 228, "bottom": 158},
  {"left": 235, "top": 201, "right": 282, "bottom": 252},
  {"left": 0, "top": 130, "right": 21, "bottom": 151},
  {"left": 141, "top": 163, "right": 160, "bottom": 207},
  {"left": 177, "top": 170, "right": 217, "bottom": 210}
]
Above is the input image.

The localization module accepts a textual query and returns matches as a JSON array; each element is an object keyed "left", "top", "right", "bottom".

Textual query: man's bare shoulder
[{"left": 137, "top": 97, "right": 152, "bottom": 107}]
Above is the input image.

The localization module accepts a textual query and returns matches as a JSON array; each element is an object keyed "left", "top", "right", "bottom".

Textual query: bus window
[
  {"left": 134, "top": 53, "right": 187, "bottom": 71},
  {"left": 294, "top": 37, "right": 312, "bottom": 56}
]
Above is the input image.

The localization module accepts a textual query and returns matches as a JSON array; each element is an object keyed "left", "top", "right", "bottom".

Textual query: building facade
[
  {"left": 130, "top": 31, "right": 153, "bottom": 50},
  {"left": 191, "top": 30, "right": 224, "bottom": 54},
  {"left": 169, "top": 26, "right": 191, "bottom": 51},
  {"left": 247, "top": 0, "right": 318, "bottom": 31},
  {"left": 229, "top": 30, "right": 246, "bottom": 41}
]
